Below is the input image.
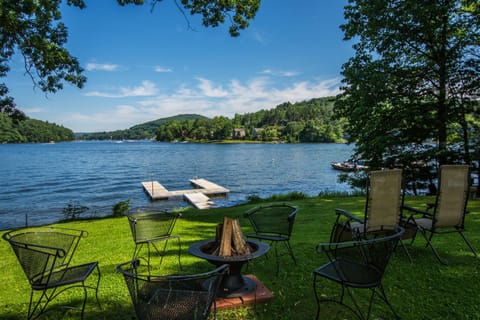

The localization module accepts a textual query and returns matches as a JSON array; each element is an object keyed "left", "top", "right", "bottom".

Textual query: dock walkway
[{"left": 141, "top": 178, "right": 229, "bottom": 209}]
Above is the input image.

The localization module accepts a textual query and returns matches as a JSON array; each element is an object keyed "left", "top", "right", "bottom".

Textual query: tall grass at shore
[{"left": 1, "top": 195, "right": 479, "bottom": 319}]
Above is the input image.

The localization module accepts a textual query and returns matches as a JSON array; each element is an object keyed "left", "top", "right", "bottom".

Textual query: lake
[{"left": 0, "top": 141, "right": 355, "bottom": 229}]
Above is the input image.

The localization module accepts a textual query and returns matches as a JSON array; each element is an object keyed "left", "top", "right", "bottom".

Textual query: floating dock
[{"left": 141, "top": 178, "right": 229, "bottom": 209}]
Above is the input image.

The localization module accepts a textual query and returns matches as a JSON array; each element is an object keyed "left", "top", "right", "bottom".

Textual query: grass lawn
[{"left": 1, "top": 195, "right": 480, "bottom": 319}]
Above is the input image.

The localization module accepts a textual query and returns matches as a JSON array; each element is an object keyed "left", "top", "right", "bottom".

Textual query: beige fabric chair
[
  {"left": 402, "top": 165, "right": 477, "bottom": 264},
  {"left": 332, "top": 169, "right": 412, "bottom": 261}
]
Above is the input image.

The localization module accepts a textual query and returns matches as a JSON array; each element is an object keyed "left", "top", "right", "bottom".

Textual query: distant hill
[
  {"left": 0, "top": 113, "right": 75, "bottom": 143},
  {"left": 76, "top": 114, "right": 208, "bottom": 140},
  {"left": 76, "top": 96, "right": 341, "bottom": 142}
]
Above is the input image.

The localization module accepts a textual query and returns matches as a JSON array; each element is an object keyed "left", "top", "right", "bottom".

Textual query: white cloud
[
  {"left": 138, "top": 76, "right": 341, "bottom": 118},
  {"left": 85, "top": 63, "right": 119, "bottom": 71},
  {"left": 23, "top": 107, "right": 44, "bottom": 114},
  {"left": 196, "top": 77, "right": 229, "bottom": 97},
  {"left": 85, "top": 80, "right": 159, "bottom": 98},
  {"left": 154, "top": 66, "right": 173, "bottom": 73},
  {"left": 61, "top": 76, "right": 341, "bottom": 132},
  {"left": 261, "top": 69, "right": 299, "bottom": 77}
]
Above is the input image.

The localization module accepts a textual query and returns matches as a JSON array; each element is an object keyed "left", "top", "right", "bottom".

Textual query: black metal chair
[
  {"left": 117, "top": 260, "right": 228, "bottom": 320},
  {"left": 2, "top": 227, "right": 101, "bottom": 320},
  {"left": 402, "top": 164, "right": 477, "bottom": 264},
  {"left": 128, "top": 208, "right": 182, "bottom": 269},
  {"left": 244, "top": 203, "right": 298, "bottom": 275},
  {"left": 313, "top": 226, "right": 404, "bottom": 320}
]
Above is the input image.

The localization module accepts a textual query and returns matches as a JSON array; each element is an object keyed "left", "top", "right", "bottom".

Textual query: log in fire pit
[{"left": 188, "top": 217, "right": 269, "bottom": 298}]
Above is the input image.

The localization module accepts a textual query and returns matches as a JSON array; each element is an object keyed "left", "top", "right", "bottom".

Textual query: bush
[
  {"left": 112, "top": 200, "right": 130, "bottom": 217},
  {"left": 62, "top": 201, "right": 89, "bottom": 221}
]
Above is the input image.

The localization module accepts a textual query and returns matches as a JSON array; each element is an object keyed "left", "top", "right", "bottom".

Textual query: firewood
[
  {"left": 219, "top": 217, "right": 233, "bottom": 256},
  {"left": 232, "top": 218, "right": 251, "bottom": 255}
]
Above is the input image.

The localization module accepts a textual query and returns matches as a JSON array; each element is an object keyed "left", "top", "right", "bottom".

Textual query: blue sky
[{"left": 6, "top": 0, "right": 352, "bottom": 132}]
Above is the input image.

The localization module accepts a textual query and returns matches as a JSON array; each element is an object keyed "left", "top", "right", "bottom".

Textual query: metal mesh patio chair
[
  {"left": 2, "top": 227, "right": 101, "bottom": 320},
  {"left": 313, "top": 226, "right": 404, "bottom": 320},
  {"left": 128, "top": 208, "right": 182, "bottom": 269},
  {"left": 117, "top": 260, "right": 228, "bottom": 320},
  {"left": 402, "top": 164, "right": 477, "bottom": 264},
  {"left": 244, "top": 203, "right": 298, "bottom": 275},
  {"left": 331, "top": 169, "right": 413, "bottom": 262}
]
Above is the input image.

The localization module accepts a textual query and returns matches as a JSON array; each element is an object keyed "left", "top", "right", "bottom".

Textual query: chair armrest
[
  {"left": 335, "top": 208, "right": 364, "bottom": 223},
  {"left": 316, "top": 239, "right": 359, "bottom": 254},
  {"left": 401, "top": 205, "right": 433, "bottom": 218}
]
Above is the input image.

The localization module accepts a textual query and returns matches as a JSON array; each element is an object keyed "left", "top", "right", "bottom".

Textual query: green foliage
[
  {"left": 0, "top": 0, "right": 87, "bottom": 107},
  {"left": 246, "top": 191, "right": 307, "bottom": 204},
  {"left": 117, "top": 0, "right": 261, "bottom": 37},
  {"left": 77, "top": 114, "right": 207, "bottom": 140},
  {"left": 337, "top": 0, "right": 480, "bottom": 172},
  {"left": 112, "top": 199, "right": 131, "bottom": 217},
  {"left": 153, "top": 97, "right": 344, "bottom": 143},
  {"left": 77, "top": 97, "right": 344, "bottom": 143},
  {"left": 0, "top": 113, "right": 74, "bottom": 143},
  {"left": 62, "top": 201, "right": 89, "bottom": 221}
]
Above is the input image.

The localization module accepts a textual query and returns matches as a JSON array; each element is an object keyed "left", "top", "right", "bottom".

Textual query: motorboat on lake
[{"left": 331, "top": 160, "right": 369, "bottom": 172}]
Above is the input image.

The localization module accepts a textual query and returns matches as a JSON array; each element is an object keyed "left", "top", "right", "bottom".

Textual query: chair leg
[
  {"left": 419, "top": 228, "right": 448, "bottom": 265},
  {"left": 175, "top": 236, "right": 182, "bottom": 270},
  {"left": 274, "top": 242, "right": 280, "bottom": 275},
  {"left": 458, "top": 230, "right": 478, "bottom": 257},
  {"left": 284, "top": 240, "right": 297, "bottom": 265},
  {"left": 399, "top": 239, "right": 413, "bottom": 263},
  {"left": 93, "top": 264, "right": 102, "bottom": 309},
  {"left": 313, "top": 274, "right": 321, "bottom": 320},
  {"left": 376, "top": 285, "right": 401, "bottom": 320}
]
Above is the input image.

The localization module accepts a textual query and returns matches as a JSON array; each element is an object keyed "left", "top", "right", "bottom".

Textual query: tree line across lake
[
  {"left": 0, "top": 112, "right": 74, "bottom": 143},
  {"left": 77, "top": 97, "right": 346, "bottom": 143},
  {"left": 0, "top": 96, "right": 344, "bottom": 144}
]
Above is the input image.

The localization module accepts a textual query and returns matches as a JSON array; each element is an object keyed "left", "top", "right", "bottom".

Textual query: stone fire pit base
[{"left": 215, "top": 274, "right": 274, "bottom": 309}]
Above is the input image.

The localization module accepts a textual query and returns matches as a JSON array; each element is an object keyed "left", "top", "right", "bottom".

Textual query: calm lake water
[{"left": 0, "top": 141, "right": 354, "bottom": 229}]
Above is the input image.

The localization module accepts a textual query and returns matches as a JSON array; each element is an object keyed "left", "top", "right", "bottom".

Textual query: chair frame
[
  {"left": 402, "top": 164, "right": 477, "bottom": 264},
  {"left": 332, "top": 169, "right": 413, "bottom": 262},
  {"left": 313, "top": 226, "right": 404, "bottom": 320},
  {"left": 244, "top": 203, "right": 299, "bottom": 275},
  {"left": 117, "top": 260, "right": 228, "bottom": 320},
  {"left": 2, "top": 227, "right": 101, "bottom": 320},
  {"left": 128, "top": 209, "right": 182, "bottom": 269}
]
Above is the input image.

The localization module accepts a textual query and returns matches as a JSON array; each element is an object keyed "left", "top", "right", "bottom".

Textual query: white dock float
[{"left": 141, "top": 178, "right": 229, "bottom": 209}]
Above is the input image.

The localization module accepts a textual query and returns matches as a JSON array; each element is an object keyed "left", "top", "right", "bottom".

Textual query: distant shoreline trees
[
  {"left": 0, "top": 113, "right": 74, "bottom": 143},
  {"left": 76, "top": 97, "right": 346, "bottom": 143}
]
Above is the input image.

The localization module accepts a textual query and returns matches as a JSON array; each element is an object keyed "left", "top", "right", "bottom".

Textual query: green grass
[{"left": 1, "top": 196, "right": 480, "bottom": 319}]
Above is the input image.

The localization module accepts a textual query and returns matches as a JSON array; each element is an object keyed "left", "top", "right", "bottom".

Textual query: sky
[{"left": 6, "top": 0, "right": 352, "bottom": 133}]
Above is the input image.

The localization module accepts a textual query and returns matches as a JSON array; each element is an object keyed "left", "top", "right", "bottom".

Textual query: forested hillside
[
  {"left": 0, "top": 113, "right": 74, "bottom": 143},
  {"left": 156, "top": 97, "right": 345, "bottom": 143},
  {"left": 78, "top": 96, "right": 345, "bottom": 143},
  {"left": 76, "top": 114, "right": 207, "bottom": 140}
]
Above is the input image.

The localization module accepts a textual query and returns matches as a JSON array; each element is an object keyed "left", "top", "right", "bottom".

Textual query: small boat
[{"left": 331, "top": 161, "right": 368, "bottom": 172}]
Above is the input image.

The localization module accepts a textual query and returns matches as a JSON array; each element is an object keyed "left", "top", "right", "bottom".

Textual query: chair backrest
[
  {"left": 2, "top": 227, "right": 84, "bottom": 287},
  {"left": 365, "top": 169, "right": 403, "bottom": 232},
  {"left": 128, "top": 210, "right": 181, "bottom": 243},
  {"left": 321, "top": 227, "right": 404, "bottom": 282},
  {"left": 433, "top": 165, "right": 469, "bottom": 228},
  {"left": 244, "top": 204, "right": 298, "bottom": 238},
  {"left": 117, "top": 260, "right": 228, "bottom": 320}
]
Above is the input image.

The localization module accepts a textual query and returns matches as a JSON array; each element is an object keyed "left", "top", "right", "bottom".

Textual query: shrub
[
  {"left": 62, "top": 201, "right": 89, "bottom": 221},
  {"left": 112, "top": 199, "right": 130, "bottom": 217}
]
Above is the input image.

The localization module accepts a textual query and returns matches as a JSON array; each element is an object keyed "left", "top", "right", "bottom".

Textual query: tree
[
  {"left": 0, "top": 0, "right": 260, "bottom": 118},
  {"left": 335, "top": 0, "right": 480, "bottom": 173},
  {"left": 118, "top": 0, "right": 260, "bottom": 37}
]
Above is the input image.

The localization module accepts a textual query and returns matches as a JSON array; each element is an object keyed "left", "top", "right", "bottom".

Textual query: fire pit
[{"left": 188, "top": 238, "right": 269, "bottom": 298}]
